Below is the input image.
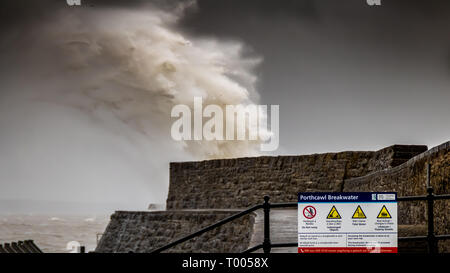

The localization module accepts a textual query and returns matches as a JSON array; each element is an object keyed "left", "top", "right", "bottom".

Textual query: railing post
[
  {"left": 426, "top": 187, "right": 437, "bottom": 253},
  {"left": 263, "top": 196, "right": 271, "bottom": 254},
  {"left": 426, "top": 164, "right": 437, "bottom": 254}
]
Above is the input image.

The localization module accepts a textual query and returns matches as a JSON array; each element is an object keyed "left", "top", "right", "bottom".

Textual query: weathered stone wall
[
  {"left": 97, "top": 143, "right": 449, "bottom": 253},
  {"left": 167, "top": 145, "right": 427, "bottom": 209},
  {"left": 95, "top": 210, "right": 255, "bottom": 253},
  {"left": 344, "top": 141, "right": 450, "bottom": 252}
]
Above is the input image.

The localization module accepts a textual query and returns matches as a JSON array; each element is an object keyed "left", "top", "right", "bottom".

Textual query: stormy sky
[
  {"left": 178, "top": 0, "right": 450, "bottom": 154},
  {"left": 0, "top": 0, "right": 449, "bottom": 212}
]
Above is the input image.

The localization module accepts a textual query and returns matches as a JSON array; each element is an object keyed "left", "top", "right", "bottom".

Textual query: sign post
[{"left": 298, "top": 192, "right": 397, "bottom": 253}]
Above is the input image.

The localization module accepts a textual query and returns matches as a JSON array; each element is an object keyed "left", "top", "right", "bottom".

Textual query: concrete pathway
[{"left": 248, "top": 208, "right": 298, "bottom": 253}]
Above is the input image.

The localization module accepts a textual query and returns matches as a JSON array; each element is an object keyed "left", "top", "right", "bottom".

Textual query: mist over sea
[
  {"left": 0, "top": 200, "right": 139, "bottom": 253},
  {"left": 0, "top": 214, "right": 109, "bottom": 253}
]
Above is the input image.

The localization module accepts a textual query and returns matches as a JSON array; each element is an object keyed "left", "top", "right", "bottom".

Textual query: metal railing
[
  {"left": 243, "top": 190, "right": 450, "bottom": 253},
  {"left": 152, "top": 166, "right": 449, "bottom": 254},
  {"left": 151, "top": 204, "right": 263, "bottom": 253}
]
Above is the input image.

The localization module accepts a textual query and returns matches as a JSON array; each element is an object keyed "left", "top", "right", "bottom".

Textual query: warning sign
[
  {"left": 352, "top": 205, "right": 367, "bottom": 219},
  {"left": 298, "top": 192, "right": 397, "bottom": 253},
  {"left": 303, "top": 206, "right": 316, "bottom": 219},
  {"left": 327, "top": 206, "right": 341, "bottom": 219},
  {"left": 377, "top": 205, "right": 392, "bottom": 218}
]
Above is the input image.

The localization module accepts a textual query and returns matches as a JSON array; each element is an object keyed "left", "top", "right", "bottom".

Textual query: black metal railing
[
  {"left": 243, "top": 190, "right": 450, "bottom": 253},
  {"left": 242, "top": 196, "right": 297, "bottom": 254},
  {"left": 152, "top": 166, "right": 449, "bottom": 254},
  {"left": 151, "top": 204, "right": 263, "bottom": 253}
]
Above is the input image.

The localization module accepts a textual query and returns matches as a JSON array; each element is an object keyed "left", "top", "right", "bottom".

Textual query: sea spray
[
  {"left": 0, "top": 1, "right": 266, "bottom": 205},
  {"left": 23, "top": 3, "right": 265, "bottom": 158}
]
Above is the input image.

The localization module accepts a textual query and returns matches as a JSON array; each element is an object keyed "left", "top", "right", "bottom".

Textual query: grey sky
[
  {"left": 0, "top": 0, "right": 449, "bottom": 212},
  {"left": 179, "top": 0, "right": 450, "bottom": 154}
]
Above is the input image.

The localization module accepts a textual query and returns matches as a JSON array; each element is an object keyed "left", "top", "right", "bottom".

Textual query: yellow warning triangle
[
  {"left": 377, "top": 205, "right": 392, "bottom": 218},
  {"left": 352, "top": 205, "right": 366, "bottom": 219},
  {"left": 327, "top": 206, "right": 341, "bottom": 219}
]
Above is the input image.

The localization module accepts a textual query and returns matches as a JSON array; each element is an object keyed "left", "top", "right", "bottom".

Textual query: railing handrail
[
  {"left": 151, "top": 192, "right": 449, "bottom": 253},
  {"left": 150, "top": 191, "right": 449, "bottom": 253},
  {"left": 150, "top": 204, "right": 263, "bottom": 253},
  {"left": 152, "top": 167, "right": 449, "bottom": 255},
  {"left": 243, "top": 191, "right": 450, "bottom": 253},
  {"left": 397, "top": 193, "right": 450, "bottom": 201}
]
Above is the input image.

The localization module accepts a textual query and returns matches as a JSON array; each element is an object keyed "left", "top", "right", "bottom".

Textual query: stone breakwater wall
[
  {"left": 344, "top": 141, "right": 450, "bottom": 252},
  {"left": 96, "top": 143, "right": 450, "bottom": 253},
  {"left": 95, "top": 210, "right": 255, "bottom": 253},
  {"left": 167, "top": 145, "right": 427, "bottom": 209}
]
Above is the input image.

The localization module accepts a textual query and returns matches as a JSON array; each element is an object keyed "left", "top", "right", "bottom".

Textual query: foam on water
[{"left": 0, "top": 214, "right": 109, "bottom": 253}]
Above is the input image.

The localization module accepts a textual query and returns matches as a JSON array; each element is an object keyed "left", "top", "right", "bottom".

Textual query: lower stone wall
[
  {"left": 344, "top": 141, "right": 450, "bottom": 252},
  {"left": 95, "top": 210, "right": 255, "bottom": 253}
]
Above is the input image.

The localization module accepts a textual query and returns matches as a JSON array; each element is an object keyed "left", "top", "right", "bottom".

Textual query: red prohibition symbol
[{"left": 303, "top": 206, "right": 316, "bottom": 219}]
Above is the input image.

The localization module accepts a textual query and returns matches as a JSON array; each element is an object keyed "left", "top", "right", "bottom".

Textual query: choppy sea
[{"left": 0, "top": 214, "right": 110, "bottom": 253}]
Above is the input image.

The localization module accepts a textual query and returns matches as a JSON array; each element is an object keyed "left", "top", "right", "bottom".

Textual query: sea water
[{"left": 0, "top": 214, "right": 109, "bottom": 253}]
